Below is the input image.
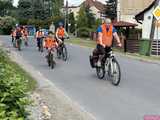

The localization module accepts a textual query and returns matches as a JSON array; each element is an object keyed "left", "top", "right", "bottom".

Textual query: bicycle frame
[{"left": 105, "top": 51, "right": 115, "bottom": 75}]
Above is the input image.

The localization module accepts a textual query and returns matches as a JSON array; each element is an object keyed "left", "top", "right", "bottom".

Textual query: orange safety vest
[
  {"left": 24, "top": 30, "right": 28, "bottom": 36},
  {"left": 57, "top": 28, "right": 65, "bottom": 38},
  {"left": 11, "top": 30, "right": 16, "bottom": 37},
  {"left": 45, "top": 37, "right": 57, "bottom": 48},
  {"left": 97, "top": 24, "right": 113, "bottom": 47}
]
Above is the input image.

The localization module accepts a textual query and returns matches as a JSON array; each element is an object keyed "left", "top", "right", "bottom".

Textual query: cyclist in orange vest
[
  {"left": 44, "top": 32, "right": 58, "bottom": 49},
  {"left": 44, "top": 32, "right": 58, "bottom": 59},
  {"left": 11, "top": 28, "right": 16, "bottom": 43},
  {"left": 96, "top": 18, "right": 122, "bottom": 67},
  {"left": 23, "top": 27, "right": 29, "bottom": 46},
  {"left": 36, "top": 28, "right": 44, "bottom": 49},
  {"left": 56, "top": 22, "right": 69, "bottom": 43}
]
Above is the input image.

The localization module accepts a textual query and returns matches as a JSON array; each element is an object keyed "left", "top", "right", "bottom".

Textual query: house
[
  {"left": 135, "top": 0, "right": 158, "bottom": 39},
  {"left": 135, "top": 0, "right": 160, "bottom": 55},
  {"left": 63, "top": 0, "right": 106, "bottom": 19},
  {"left": 117, "top": 0, "right": 154, "bottom": 24}
]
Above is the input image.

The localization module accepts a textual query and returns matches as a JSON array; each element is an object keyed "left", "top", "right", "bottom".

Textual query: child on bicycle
[{"left": 44, "top": 32, "right": 58, "bottom": 58}]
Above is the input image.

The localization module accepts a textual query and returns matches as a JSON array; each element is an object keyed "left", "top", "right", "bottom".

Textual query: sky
[{"left": 13, "top": 0, "right": 106, "bottom": 7}]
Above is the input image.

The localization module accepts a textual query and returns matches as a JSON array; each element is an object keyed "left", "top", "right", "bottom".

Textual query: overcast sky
[{"left": 13, "top": 0, "right": 106, "bottom": 7}]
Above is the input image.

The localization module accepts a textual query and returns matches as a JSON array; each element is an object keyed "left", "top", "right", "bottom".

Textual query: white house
[
  {"left": 135, "top": 0, "right": 160, "bottom": 55},
  {"left": 135, "top": 0, "right": 160, "bottom": 39},
  {"left": 63, "top": 0, "right": 106, "bottom": 19}
]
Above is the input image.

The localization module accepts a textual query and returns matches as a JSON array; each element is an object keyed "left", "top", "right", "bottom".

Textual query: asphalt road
[{"left": 1, "top": 36, "right": 160, "bottom": 120}]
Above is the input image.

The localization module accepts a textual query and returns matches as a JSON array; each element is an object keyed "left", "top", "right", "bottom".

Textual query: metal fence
[{"left": 151, "top": 39, "right": 160, "bottom": 56}]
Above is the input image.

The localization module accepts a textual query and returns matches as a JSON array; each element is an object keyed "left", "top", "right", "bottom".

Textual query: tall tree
[
  {"left": 85, "top": 6, "right": 96, "bottom": 28},
  {"left": 0, "top": 0, "right": 14, "bottom": 17},
  {"left": 77, "top": 5, "right": 88, "bottom": 28},
  {"left": 69, "top": 12, "right": 75, "bottom": 33},
  {"left": 18, "top": 0, "right": 33, "bottom": 19},
  {"left": 105, "top": 0, "right": 117, "bottom": 20}
]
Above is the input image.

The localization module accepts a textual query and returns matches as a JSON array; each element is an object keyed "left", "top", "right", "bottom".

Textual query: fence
[{"left": 151, "top": 39, "right": 160, "bottom": 56}]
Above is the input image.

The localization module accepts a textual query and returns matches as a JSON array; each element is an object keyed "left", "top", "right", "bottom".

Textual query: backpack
[{"left": 16, "top": 31, "right": 22, "bottom": 38}]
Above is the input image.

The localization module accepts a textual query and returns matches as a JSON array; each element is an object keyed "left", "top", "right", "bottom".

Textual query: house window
[{"left": 148, "top": 16, "right": 151, "bottom": 20}]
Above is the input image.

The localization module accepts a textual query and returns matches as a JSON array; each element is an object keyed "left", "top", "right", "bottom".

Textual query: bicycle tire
[
  {"left": 111, "top": 58, "right": 121, "bottom": 86},
  {"left": 62, "top": 44, "right": 68, "bottom": 61},
  {"left": 17, "top": 39, "right": 21, "bottom": 51},
  {"left": 50, "top": 54, "right": 55, "bottom": 69},
  {"left": 96, "top": 66, "right": 105, "bottom": 79}
]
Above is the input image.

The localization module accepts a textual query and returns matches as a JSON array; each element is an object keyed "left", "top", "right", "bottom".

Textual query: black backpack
[{"left": 16, "top": 31, "right": 22, "bottom": 39}]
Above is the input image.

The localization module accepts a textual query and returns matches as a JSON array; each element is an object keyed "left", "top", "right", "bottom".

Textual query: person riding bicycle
[
  {"left": 15, "top": 27, "right": 23, "bottom": 46},
  {"left": 44, "top": 32, "right": 58, "bottom": 50},
  {"left": 22, "top": 26, "right": 29, "bottom": 46},
  {"left": 36, "top": 28, "right": 44, "bottom": 49},
  {"left": 94, "top": 18, "right": 122, "bottom": 67},
  {"left": 11, "top": 28, "right": 16, "bottom": 43},
  {"left": 44, "top": 32, "right": 58, "bottom": 59},
  {"left": 55, "top": 22, "right": 69, "bottom": 44}
]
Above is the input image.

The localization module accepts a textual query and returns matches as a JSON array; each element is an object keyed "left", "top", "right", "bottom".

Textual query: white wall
[{"left": 142, "top": 7, "right": 160, "bottom": 40}]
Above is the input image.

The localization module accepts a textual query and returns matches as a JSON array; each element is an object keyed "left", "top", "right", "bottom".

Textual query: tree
[
  {"left": 76, "top": 5, "right": 97, "bottom": 37},
  {"left": 85, "top": 6, "right": 96, "bottom": 28},
  {"left": 105, "top": 0, "right": 117, "bottom": 20},
  {"left": 77, "top": 5, "right": 89, "bottom": 29},
  {"left": 69, "top": 12, "right": 76, "bottom": 33},
  {"left": 18, "top": 0, "right": 33, "bottom": 19},
  {"left": 0, "top": 16, "right": 16, "bottom": 34},
  {"left": 0, "top": 0, "right": 14, "bottom": 17}
]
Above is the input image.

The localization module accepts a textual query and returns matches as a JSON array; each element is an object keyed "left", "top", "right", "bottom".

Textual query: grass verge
[
  {"left": 0, "top": 49, "right": 37, "bottom": 119},
  {"left": 67, "top": 37, "right": 160, "bottom": 62}
]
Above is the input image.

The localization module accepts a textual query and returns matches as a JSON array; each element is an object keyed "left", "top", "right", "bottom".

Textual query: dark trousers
[
  {"left": 96, "top": 44, "right": 112, "bottom": 55},
  {"left": 37, "top": 38, "right": 43, "bottom": 47}
]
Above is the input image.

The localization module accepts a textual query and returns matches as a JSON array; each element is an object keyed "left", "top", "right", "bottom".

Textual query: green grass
[
  {"left": 67, "top": 38, "right": 96, "bottom": 48},
  {"left": 0, "top": 49, "right": 37, "bottom": 91},
  {"left": 10, "top": 61, "right": 37, "bottom": 91},
  {"left": 0, "top": 49, "right": 37, "bottom": 119},
  {"left": 67, "top": 37, "right": 160, "bottom": 62}
]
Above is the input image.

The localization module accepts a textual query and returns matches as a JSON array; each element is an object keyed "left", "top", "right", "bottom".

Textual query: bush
[
  {"left": 0, "top": 50, "right": 31, "bottom": 120},
  {"left": 0, "top": 16, "right": 16, "bottom": 35},
  {"left": 77, "top": 27, "right": 92, "bottom": 38}
]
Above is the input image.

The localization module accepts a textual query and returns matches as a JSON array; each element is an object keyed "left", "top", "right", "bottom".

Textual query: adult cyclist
[
  {"left": 95, "top": 17, "right": 122, "bottom": 67},
  {"left": 36, "top": 28, "right": 44, "bottom": 51},
  {"left": 55, "top": 22, "right": 69, "bottom": 44}
]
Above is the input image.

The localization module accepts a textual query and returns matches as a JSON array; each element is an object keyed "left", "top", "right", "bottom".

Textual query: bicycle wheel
[
  {"left": 57, "top": 47, "right": 61, "bottom": 59},
  {"left": 50, "top": 53, "right": 55, "bottom": 69},
  {"left": 17, "top": 39, "right": 21, "bottom": 51},
  {"left": 62, "top": 44, "right": 68, "bottom": 61},
  {"left": 96, "top": 66, "right": 105, "bottom": 79},
  {"left": 109, "top": 58, "right": 121, "bottom": 86},
  {"left": 47, "top": 54, "right": 51, "bottom": 67}
]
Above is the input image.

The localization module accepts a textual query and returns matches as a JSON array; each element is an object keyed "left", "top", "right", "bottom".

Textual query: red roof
[
  {"left": 82, "top": 0, "right": 106, "bottom": 12},
  {"left": 113, "top": 21, "right": 138, "bottom": 27},
  {"left": 135, "top": 0, "right": 155, "bottom": 21}
]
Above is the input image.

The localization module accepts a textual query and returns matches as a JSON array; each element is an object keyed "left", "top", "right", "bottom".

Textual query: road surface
[{"left": 1, "top": 36, "right": 160, "bottom": 120}]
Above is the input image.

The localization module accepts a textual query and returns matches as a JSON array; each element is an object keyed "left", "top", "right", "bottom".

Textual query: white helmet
[{"left": 105, "top": 18, "right": 112, "bottom": 24}]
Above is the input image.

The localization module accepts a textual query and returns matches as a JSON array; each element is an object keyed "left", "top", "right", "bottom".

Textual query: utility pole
[
  {"left": 65, "top": 0, "right": 69, "bottom": 32},
  {"left": 117, "top": 0, "right": 120, "bottom": 21},
  {"left": 150, "top": 0, "right": 160, "bottom": 40}
]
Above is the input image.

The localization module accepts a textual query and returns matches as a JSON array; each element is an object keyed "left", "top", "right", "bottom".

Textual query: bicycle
[
  {"left": 16, "top": 38, "right": 22, "bottom": 51},
  {"left": 57, "top": 38, "right": 69, "bottom": 61},
  {"left": 90, "top": 50, "right": 121, "bottom": 86},
  {"left": 46, "top": 48, "right": 56, "bottom": 69},
  {"left": 12, "top": 37, "right": 16, "bottom": 48}
]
